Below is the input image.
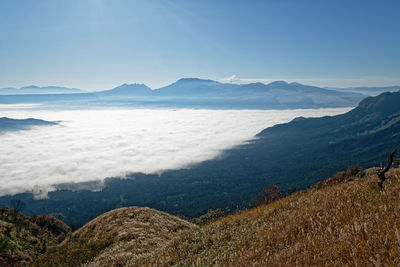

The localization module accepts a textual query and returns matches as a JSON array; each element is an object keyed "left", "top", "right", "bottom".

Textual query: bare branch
[{"left": 377, "top": 148, "right": 398, "bottom": 188}]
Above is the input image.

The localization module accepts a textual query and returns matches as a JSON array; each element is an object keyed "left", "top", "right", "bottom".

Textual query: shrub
[
  {"left": 192, "top": 207, "right": 230, "bottom": 225},
  {"left": 251, "top": 185, "right": 284, "bottom": 207},
  {"left": 311, "top": 165, "right": 365, "bottom": 190}
]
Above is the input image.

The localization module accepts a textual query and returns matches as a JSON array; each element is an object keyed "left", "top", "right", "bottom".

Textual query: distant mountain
[
  {"left": 0, "top": 92, "right": 98, "bottom": 104},
  {"left": 0, "top": 117, "right": 56, "bottom": 132},
  {"left": 0, "top": 79, "right": 366, "bottom": 109},
  {"left": 327, "top": 85, "right": 400, "bottom": 96},
  {"left": 2, "top": 91, "right": 399, "bottom": 228},
  {"left": 150, "top": 79, "right": 365, "bottom": 108},
  {"left": 153, "top": 78, "right": 233, "bottom": 95},
  {"left": 97, "top": 83, "right": 152, "bottom": 96},
  {"left": 0, "top": 85, "right": 86, "bottom": 95}
]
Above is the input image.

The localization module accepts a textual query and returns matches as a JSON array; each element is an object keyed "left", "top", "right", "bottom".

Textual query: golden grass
[
  {"left": 0, "top": 211, "right": 70, "bottom": 265},
  {"left": 142, "top": 168, "right": 400, "bottom": 266},
  {"left": 38, "top": 207, "right": 196, "bottom": 266}
]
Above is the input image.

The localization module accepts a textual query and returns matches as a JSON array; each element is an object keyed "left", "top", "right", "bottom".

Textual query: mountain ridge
[
  {"left": 97, "top": 83, "right": 152, "bottom": 95},
  {"left": 0, "top": 79, "right": 365, "bottom": 109},
  {"left": 0, "top": 85, "right": 85, "bottom": 95},
  {"left": 327, "top": 85, "right": 400, "bottom": 96},
  {"left": 356, "top": 91, "right": 400, "bottom": 115}
]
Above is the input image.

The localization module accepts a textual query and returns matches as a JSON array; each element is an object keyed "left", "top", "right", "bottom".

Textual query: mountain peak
[
  {"left": 267, "top": 81, "right": 289, "bottom": 87},
  {"left": 356, "top": 91, "right": 400, "bottom": 115},
  {"left": 239, "top": 82, "right": 268, "bottom": 90},
  {"left": 21, "top": 85, "right": 40, "bottom": 89},
  {"left": 99, "top": 83, "right": 152, "bottom": 95},
  {"left": 114, "top": 83, "right": 150, "bottom": 89},
  {"left": 176, "top": 78, "right": 217, "bottom": 83},
  {"left": 290, "top": 82, "right": 303, "bottom": 86}
]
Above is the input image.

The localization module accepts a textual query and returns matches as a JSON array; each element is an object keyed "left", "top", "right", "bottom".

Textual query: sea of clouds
[{"left": 0, "top": 106, "right": 350, "bottom": 198}]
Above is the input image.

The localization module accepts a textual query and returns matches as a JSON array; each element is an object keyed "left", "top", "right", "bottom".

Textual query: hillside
[
  {"left": 0, "top": 207, "right": 70, "bottom": 265},
  {"left": 3, "top": 166, "right": 399, "bottom": 265},
  {"left": 38, "top": 207, "right": 196, "bottom": 266},
  {"left": 28, "top": 166, "right": 400, "bottom": 266},
  {"left": 140, "top": 167, "right": 400, "bottom": 266}
]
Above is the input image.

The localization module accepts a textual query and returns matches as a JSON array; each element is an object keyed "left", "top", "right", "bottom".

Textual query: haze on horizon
[{"left": 0, "top": 0, "right": 399, "bottom": 91}]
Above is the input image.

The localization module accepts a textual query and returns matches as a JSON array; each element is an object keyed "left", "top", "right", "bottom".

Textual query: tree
[{"left": 10, "top": 199, "right": 25, "bottom": 220}]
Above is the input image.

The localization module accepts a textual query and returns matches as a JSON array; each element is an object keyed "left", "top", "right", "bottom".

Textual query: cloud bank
[{"left": 0, "top": 108, "right": 350, "bottom": 198}]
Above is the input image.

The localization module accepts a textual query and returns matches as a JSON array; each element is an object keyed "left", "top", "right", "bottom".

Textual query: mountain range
[
  {"left": 1, "top": 90, "right": 399, "bottom": 228},
  {"left": 0, "top": 85, "right": 85, "bottom": 95},
  {"left": 0, "top": 79, "right": 366, "bottom": 109}
]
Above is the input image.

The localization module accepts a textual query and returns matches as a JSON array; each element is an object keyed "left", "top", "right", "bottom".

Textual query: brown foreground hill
[{"left": 37, "top": 207, "right": 196, "bottom": 266}]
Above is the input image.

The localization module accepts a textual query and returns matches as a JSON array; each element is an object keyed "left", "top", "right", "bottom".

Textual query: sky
[{"left": 0, "top": 0, "right": 399, "bottom": 91}]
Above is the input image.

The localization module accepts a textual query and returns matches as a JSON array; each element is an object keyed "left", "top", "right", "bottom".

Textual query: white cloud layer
[{"left": 0, "top": 107, "right": 350, "bottom": 198}]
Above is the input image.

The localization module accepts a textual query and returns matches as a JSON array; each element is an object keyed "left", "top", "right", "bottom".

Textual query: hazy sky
[{"left": 1, "top": 0, "right": 399, "bottom": 90}]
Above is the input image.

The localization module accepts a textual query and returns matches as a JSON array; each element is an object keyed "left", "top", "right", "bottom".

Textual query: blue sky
[{"left": 1, "top": 0, "right": 399, "bottom": 90}]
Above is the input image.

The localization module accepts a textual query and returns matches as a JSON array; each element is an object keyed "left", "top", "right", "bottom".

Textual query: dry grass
[
  {"left": 39, "top": 207, "right": 196, "bottom": 266},
  {"left": 0, "top": 210, "right": 70, "bottom": 265},
  {"left": 142, "top": 168, "right": 400, "bottom": 266}
]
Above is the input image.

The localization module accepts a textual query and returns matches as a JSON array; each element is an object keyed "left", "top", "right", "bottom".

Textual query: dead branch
[{"left": 377, "top": 148, "right": 398, "bottom": 188}]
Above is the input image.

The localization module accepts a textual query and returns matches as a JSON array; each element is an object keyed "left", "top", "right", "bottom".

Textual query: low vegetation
[
  {"left": 140, "top": 167, "right": 400, "bottom": 266},
  {"left": 0, "top": 206, "right": 70, "bottom": 265},
  {"left": 38, "top": 207, "right": 196, "bottom": 266},
  {"left": 190, "top": 207, "right": 231, "bottom": 226}
]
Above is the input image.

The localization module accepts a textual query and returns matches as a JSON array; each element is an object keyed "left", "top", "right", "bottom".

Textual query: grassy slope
[
  {"left": 38, "top": 207, "right": 197, "bottom": 266},
  {"left": 0, "top": 210, "right": 70, "bottom": 265},
  {"left": 144, "top": 168, "right": 400, "bottom": 266}
]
